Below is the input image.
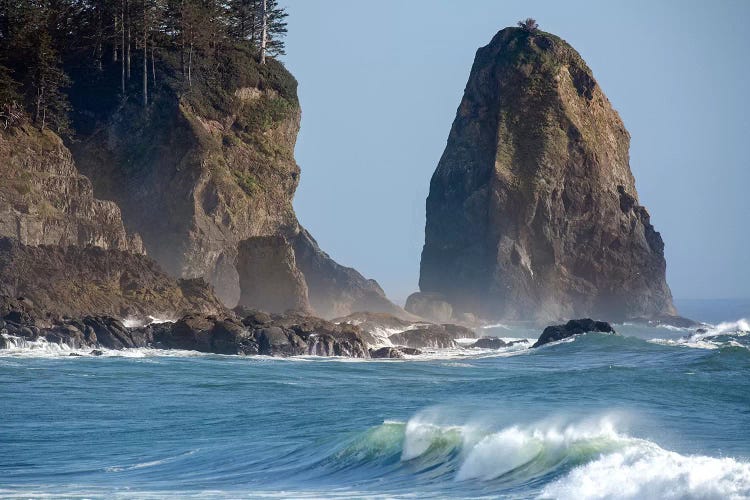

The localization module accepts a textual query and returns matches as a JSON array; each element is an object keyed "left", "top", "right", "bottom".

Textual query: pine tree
[{"left": 28, "top": 31, "right": 71, "bottom": 134}]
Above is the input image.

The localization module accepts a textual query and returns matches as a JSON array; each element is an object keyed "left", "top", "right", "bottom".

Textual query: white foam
[
  {"left": 649, "top": 317, "right": 750, "bottom": 350},
  {"left": 542, "top": 441, "right": 750, "bottom": 499}
]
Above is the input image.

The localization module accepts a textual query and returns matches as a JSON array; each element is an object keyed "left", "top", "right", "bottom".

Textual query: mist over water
[{"left": 2, "top": 306, "right": 750, "bottom": 498}]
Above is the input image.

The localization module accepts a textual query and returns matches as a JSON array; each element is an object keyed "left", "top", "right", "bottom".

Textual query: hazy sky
[{"left": 282, "top": 0, "right": 750, "bottom": 304}]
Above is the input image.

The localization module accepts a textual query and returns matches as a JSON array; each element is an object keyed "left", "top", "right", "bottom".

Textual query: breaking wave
[
  {"left": 317, "top": 412, "right": 750, "bottom": 498},
  {"left": 650, "top": 318, "right": 750, "bottom": 351}
]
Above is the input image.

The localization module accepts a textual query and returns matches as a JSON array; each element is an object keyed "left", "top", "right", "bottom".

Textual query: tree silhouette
[{"left": 518, "top": 18, "right": 539, "bottom": 33}]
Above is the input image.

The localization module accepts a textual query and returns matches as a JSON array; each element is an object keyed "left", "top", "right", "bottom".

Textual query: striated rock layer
[
  {"left": 0, "top": 237, "right": 225, "bottom": 321},
  {"left": 0, "top": 126, "right": 143, "bottom": 253},
  {"left": 414, "top": 27, "right": 676, "bottom": 322}
]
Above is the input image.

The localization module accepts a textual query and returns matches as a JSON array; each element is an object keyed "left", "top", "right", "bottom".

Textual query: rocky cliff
[
  {"left": 0, "top": 126, "right": 143, "bottom": 253},
  {"left": 70, "top": 49, "right": 403, "bottom": 319},
  {"left": 412, "top": 27, "right": 675, "bottom": 322},
  {"left": 0, "top": 237, "right": 225, "bottom": 321}
]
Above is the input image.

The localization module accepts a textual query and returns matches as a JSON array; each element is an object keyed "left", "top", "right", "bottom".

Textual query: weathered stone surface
[
  {"left": 532, "top": 318, "right": 615, "bottom": 348},
  {"left": 417, "top": 27, "right": 676, "bottom": 322},
  {"left": 70, "top": 58, "right": 403, "bottom": 317},
  {"left": 0, "top": 126, "right": 143, "bottom": 254},
  {"left": 0, "top": 237, "right": 226, "bottom": 320},
  {"left": 388, "top": 324, "right": 474, "bottom": 349},
  {"left": 236, "top": 235, "right": 312, "bottom": 315}
]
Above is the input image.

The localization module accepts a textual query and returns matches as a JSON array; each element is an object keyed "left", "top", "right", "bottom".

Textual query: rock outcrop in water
[
  {"left": 0, "top": 299, "right": 370, "bottom": 357},
  {"left": 532, "top": 318, "right": 615, "bottom": 348},
  {"left": 411, "top": 27, "right": 676, "bottom": 323}
]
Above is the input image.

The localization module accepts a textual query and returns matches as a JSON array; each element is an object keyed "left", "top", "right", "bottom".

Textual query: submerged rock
[
  {"left": 532, "top": 319, "right": 615, "bottom": 348},
  {"left": 416, "top": 26, "right": 676, "bottom": 322}
]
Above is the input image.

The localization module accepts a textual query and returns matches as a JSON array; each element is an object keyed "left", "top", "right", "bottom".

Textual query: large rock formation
[
  {"left": 0, "top": 126, "right": 143, "bottom": 253},
  {"left": 412, "top": 27, "right": 676, "bottom": 322},
  {"left": 236, "top": 235, "right": 312, "bottom": 314},
  {"left": 70, "top": 49, "right": 403, "bottom": 319}
]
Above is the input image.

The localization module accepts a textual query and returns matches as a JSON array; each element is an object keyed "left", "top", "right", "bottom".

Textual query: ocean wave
[
  {"left": 541, "top": 440, "right": 750, "bottom": 499},
  {"left": 322, "top": 411, "right": 750, "bottom": 498},
  {"left": 649, "top": 318, "right": 750, "bottom": 351}
]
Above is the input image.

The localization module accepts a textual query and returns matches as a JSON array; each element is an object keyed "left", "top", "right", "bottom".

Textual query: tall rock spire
[{"left": 411, "top": 27, "right": 675, "bottom": 322}]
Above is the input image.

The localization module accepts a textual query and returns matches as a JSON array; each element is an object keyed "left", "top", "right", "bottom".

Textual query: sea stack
[{"left": 410, "top": 26, "right": 676, "bottom": 322}]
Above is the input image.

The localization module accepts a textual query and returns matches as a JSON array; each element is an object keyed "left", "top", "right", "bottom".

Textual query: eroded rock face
[
  {"left": 417, "top": 27, "right": 676, "bottom": 322},
  {"left": 0, "top": 237, "right": 226, "bottom": 320},
  {"left": 0, "top": 126, "right": 143, "bottom": 253},
  {"left": 70, "top": 58, "right": 402, "bottom": 317},
  {"left": 236, "top": 235, "right": 312, "bottom": 314}
]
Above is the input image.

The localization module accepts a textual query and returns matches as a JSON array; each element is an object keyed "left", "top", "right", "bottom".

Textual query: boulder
[
  {"left": 532, "top": 319, "right": 615, "bottom": 348},
  {"left": 471, "top": 337, "right": 529, "bottom": 349}
]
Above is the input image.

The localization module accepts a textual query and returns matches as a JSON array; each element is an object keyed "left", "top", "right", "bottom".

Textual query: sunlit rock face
[{"left": 415, "top": 27, "right": 675, "bottom": 322}]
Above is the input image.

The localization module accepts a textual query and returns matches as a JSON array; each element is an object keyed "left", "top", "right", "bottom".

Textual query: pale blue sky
[{"left": 282, "top": 0, "right": 750, "bottom": 304}]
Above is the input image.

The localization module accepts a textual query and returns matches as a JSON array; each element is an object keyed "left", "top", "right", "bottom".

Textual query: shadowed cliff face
[
  {"left": 415, "top": 27, "right": 675, "bottom": 322},
  {"left": 69, "top": 51, "right": 404, "bottom": 319}
]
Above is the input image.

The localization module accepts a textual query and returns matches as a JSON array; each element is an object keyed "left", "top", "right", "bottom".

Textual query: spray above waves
[{"left": 649, "top": 318, "right": 750, "bottom": 351}]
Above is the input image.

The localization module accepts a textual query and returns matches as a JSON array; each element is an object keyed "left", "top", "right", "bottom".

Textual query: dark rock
[
  {"left": 90, "top": 349, "right": 104, "bottom": 356},
  {"left": 532, "top": 319, "right": 615, "bottom": 348},
  {"left": 415, "top": 27, "right": 676, "bottom": 323},
  {"left": 370, "top": 347, "right": 404, "bottom": 359},
  {"left": 255, "top": 327, "right": 306, "bottom": 356},
  {"left": 211, "top": 319, "right": 258, "bottom": 355},
  {"left": 369, "top": 346, "right": 423, "bottom": 358},
  {"left": 68, "top": 352, "right": 83, "bottom": 357},
  {"left": 472, "top": 337, "right": 508, "bottom": 349},
  {"left": 471, "top": 337, "right": 529, "bottom": 349},
  {"left": 389, "top": 325, "right": 459, "bottom": 349}
]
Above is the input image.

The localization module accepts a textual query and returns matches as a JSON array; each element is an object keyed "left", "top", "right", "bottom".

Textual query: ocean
[{"left": 1, "top": 300, "right": 749, "bottom": 499}]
